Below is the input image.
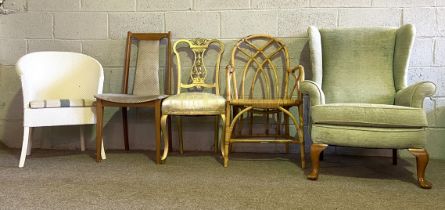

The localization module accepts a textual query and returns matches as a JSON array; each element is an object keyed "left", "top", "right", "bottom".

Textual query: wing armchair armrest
[
  {"left": 395, "top": 81, "right": 436, "bottom": 108},
  {"left": 301, "top": 80, "right": 325, "bottom": 106}
]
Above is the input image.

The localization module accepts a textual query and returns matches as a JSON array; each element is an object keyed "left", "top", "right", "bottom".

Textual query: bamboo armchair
[{"left": 223, "top": 35, "right": 305, "bottom": 168}]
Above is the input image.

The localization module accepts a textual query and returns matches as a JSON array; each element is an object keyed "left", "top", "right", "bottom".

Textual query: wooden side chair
[
  {"left": 16, "top": 51, "right": 106, "bottom": 167},
  {"left": 160, "top": 38, "right": 226, "bottom": 162},
  {"left": 95, "top": 32, "right": 172, "bottom": 164},
  {"left": 224, "top": 35, "right": 305, "bottom": 168}
]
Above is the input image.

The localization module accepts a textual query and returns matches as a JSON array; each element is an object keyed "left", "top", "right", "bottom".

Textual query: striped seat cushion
[{"left": 29, "top": 99, "right": 95, "bottom": 109}]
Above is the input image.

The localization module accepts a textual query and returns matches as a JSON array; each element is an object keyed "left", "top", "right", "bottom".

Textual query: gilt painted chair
[
  {"left": 224, "top": 35, "right": 305, "bottom": 168},
  {"left": 160, "top": 38, "right": 226, "bottom": 162},
  {"left": 302, "top": 24, "right": 436, "bottom": 189},
  {"left": 95, "top": 32, "right": 172, "bottom": 164},
  {"left": 16, "top": 51, "right": 106, "bottom": 167}
]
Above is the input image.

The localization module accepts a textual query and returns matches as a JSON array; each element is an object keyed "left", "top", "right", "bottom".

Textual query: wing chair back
[
  {"left": 308, "top": 24, "right": 415, "bottom": 104},
  {"left": 16, "top": 51, "right": 104, "bottom": 108}
]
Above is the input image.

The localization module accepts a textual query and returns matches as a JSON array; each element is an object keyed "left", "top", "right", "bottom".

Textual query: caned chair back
[
  {"left": 229, "top": 35, "right": 302, "bottom": 100},
  {"left": 16, "top": 51, "right": 104, "bottom": 108},
  {"left": 173, "top": 38, "right": 224, "bottom": 95}
]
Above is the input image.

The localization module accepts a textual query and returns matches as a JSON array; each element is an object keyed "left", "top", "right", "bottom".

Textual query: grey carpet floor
[{"left": 0, "top": 144, "right": 444, "bottom": 209}]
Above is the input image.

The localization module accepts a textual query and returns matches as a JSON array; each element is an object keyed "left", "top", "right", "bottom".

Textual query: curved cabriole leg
[
  {"left": 408, "top": 148, "right": 432, "bottom": 189},
  {"left": 307, "top": 144, "right": 328, "bottom": 180},
  {"left": 160, "top": 115, "right": 169, "bottom": 163}
]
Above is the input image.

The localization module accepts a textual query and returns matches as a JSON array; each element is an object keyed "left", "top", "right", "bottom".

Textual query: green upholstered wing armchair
[{"left": 303, "top": 24, "right": 436, "bottom": 189}]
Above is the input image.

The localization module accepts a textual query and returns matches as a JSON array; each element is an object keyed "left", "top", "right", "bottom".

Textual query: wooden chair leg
[
  {"left": 307, "top": 144, "right": 328, "bottom": 180},
  {"left": 265, "top": 109, "right": 269, "bottom": 135},
  {"left": 392, "top": 149, "right": 398, "bottom": 165},
  {"left": 122, "top": 107, "right": 129, "bottom": 151},
  {"left": 248, "top": 111, "right": 253, "bottom": 135},
  {"left": 214, "top": 115, "right": 219, "bottom": 153},
  {"left": 154, "top": 101, "right": 161, "bottom": 164},
  {"left": 408, "top": 148, "right": 432, "bottom": 189},
  {"left": 219, "top": 114, "right": 226, "bottom": 156},
  {"left": 284, "top": 108, "right": 290, "bottom": 153},
  {"left": 160, "top": 115, "right": 169, "bottom": 163},
  {"left": 234, "top": 106, "right": 241, "bottom": 137},
  {"left": 177, "top": 116, "right": 184, "bottom": 154},
  {"left": 223, "top": 104, "right": 231, "bottom": 167},
  {"left": 96, "top": 100, "right": 104, "bottom": 162},
  {"left": 19, "top": 126, "right": 31, "bottom": 168}
]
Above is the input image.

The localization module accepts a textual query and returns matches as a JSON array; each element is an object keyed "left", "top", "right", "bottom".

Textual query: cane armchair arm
[
  {"left": 289, "top": 65, "right": 305, "bottom": 99},
  {"left": 301, "top": 80, "right": 325, "bottom": 106},
  {"left": 395, "top": 81, "right": 436, "bottom": 108},
  {"left": 226, "top": 64, "right": 237, "bottom": 101}
]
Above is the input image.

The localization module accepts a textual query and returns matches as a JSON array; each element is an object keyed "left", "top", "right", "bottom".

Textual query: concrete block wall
[{"left": 1, "top": 0, "right": 445, "bottom": 159}]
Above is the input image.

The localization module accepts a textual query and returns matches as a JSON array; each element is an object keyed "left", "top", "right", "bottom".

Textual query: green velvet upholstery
[
  {"left": 321, "top": 27, "right": 397, "bottom": 104},
  {"left": 395, "top": 81, "right": 436, "bottom": 108},
  {"left": 305, "top": 24, "right": 436, "bottom": 150},
  {"left": 301, "top": 80, "right": 325, "bottom": 106},
  {"left": 312, "top": 125, "right": 426, "bottom": 149},
  {"left": 312, "top": 103, "right": 427, "bottom": 128}
]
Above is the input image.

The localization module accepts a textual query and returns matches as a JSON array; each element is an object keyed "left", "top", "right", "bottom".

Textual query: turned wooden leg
[
  {"left": 307, "top": 144, "right": 328, "bottom": 180},
  {"left": 408, "top": 148, "right": 432, "bottom": 189},
  {"left": 392, "top": 149, "right": 398, "bottom": 165}
]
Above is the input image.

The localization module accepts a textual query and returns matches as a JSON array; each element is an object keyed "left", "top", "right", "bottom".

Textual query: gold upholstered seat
[{"left": 162, "top": 92, "right": 225, "bottom": 115}]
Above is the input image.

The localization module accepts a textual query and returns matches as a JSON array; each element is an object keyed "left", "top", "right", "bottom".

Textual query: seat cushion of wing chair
[
  {"left": 312, "top": 125, "right": 426, "bottom": 149},
  {"left": 29, "top": 99, "right": 95, "bottom": 108},
  {"left": 162, "top": 92, "right": 225, "bottom": 115},
  {"left": 312, "top": 103, "right": 427, "bottom": 128},
  {"left": 95, "top": 94, "right": 167, "bottom": 104}
]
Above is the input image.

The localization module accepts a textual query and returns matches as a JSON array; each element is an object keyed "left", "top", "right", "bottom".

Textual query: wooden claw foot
[
  {"left": 307, "top": 144, "right": 328, "bottom": 180},
  {"left": 409, "top": 148, "right": 432, "bottom": 189}
]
